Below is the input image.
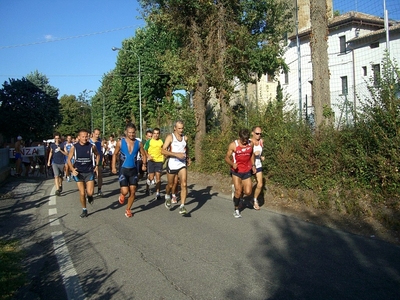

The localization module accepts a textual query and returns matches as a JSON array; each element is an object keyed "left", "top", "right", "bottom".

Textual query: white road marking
[
  {"left": 49, "top": 196, "right": 56, "bottom": 206},
  {"left": 49, "top": 218, "right": 60, "bottom": 226},
  {"left": 49, "top": 208, "right": 57, "bottom": 215},
  {"left": 51, "top": 231, "right": 86, "bottom": 300}
]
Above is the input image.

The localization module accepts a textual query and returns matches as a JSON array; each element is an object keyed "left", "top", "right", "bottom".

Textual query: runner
[
  {"left": 251, "top": 126, "right": 264, "bottom": 210},
  {"left": 106, "top": 134, "right": 117, "bottom": 175},
  {"left": 63, "top": 135, "right": 74, "bottom": 182},
  {"left": 14, "top": 136, "right": 23, "bottom": 176},
  {"left": 225, "top": 128, "right": 256, "bottom": 218},
  {"left": 67, "top": 129, "right": 100, "bottom": 218},
  {"left": 143, "top": 129, "right": 153, "bottom": 195},
  {"left": 161, "top": 120, "right": 190, "bottom": 215},
  {"left": 90, "top": 128, "right": 104, "bottom": 197},
  {"left": 111, "top": 123, "right": 147, "bottom": 218},
  {"left": 144, "top": 128, "right": 164, "bottom": 200},
  {"left": 47, "top": 132, "right": 68, "bottom": 196}
]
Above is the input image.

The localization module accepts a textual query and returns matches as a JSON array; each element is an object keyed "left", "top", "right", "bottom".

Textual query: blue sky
[
  {"left": 1, "top": 1, "right": 398, "bottom": 98},
  {"left": 0, "top": 0, "right": 144, "bottom": 97}
]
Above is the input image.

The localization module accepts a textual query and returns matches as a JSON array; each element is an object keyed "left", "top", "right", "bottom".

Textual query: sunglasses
[{"left": 254, "top": 132, "right": 262, "bottom": 135}]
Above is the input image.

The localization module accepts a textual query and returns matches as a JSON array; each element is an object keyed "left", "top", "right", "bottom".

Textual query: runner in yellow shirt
[{"left": 144, "top": 128, "right": 164, "bottom": 200}]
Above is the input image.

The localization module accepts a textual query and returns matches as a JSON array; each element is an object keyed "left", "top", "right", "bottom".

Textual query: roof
[
  {"left": 289, "top": 11, "right": 388, "bottom": 40},
  {"left": 348, "top": 23, "right": 400, "bottom": 43}
]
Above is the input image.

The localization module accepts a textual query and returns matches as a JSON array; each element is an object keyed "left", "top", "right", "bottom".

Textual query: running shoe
[
  {"left": 179, "top": 205, "right": 187, "bottom": 215},
  {"left": 59, "top": 185, "right": 63, "bottom": 192},
  {"left": 67, "top": 176, "right": 71, "bottom": 182},
  {"left": 55, "top": 189, "right": 61, "bottom": 196},
  {"left": 125, "top": 209, "right": 133, "bottom": 218},
  {"left": 98, "top": 190, "right": 104, "bottom": 197},
  {"left": 88, "top": 196, "right": 94, "bottom": 205},
  {"left": 171, "top": 195, "right": 178, "bottom": 204},
  {"left": 80, "top": 210, "right": 88, "bottom": 218},
  {"left": 253, "top": 200, "right": 260, "bottom": 210},
  {"left": 165, "top": 196, "right": 171, "bottom": 209},
  {"left": 233, "top": 210, "right": 242, "bottom": 218},
  {"left": 155, "top": 194, "right": 161, "bottom": 201},
  {"left": 119, "top": 194, "right": 125, "bottom": 205}
]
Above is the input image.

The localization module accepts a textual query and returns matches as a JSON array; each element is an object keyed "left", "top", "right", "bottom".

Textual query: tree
[
  {"left": 0, "top": 74, "right": 60, "bottom": 141},
  {"left": 310, "top": 0, "right": 332, "bottom": 127},
  {"left": 57, "top": 95, "right": 90, "bottom": 136},
  {"left": 26, "top": 70, "right": 59, "bottom": 98},
  {"left": 139, "top": 0, "right": 293, "bottom": 163}
]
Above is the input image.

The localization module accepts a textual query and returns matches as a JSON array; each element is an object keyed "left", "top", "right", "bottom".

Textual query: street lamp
[
  {"left": 97, "top": 91, "right": 106, "bottom": 135},
  {"left": 86, "top": 90, "right": 94, "bottom": 132},
  {"left": 112, "top": 46, "right": 142, "bottom": 139}
]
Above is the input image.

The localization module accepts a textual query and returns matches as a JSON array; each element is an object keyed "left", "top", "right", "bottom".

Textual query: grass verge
[{"left": 0, "top": 239, "right": 27, "bottom": 300}]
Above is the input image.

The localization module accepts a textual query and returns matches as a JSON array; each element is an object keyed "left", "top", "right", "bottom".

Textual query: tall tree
[
  {"left": 310, "top": 0, "right": 332, "bottom": 127},
  {"left": 139, "top": 0, "right": 293, "bottom": 163},
  {"left": 0, "top": 75, "right": 60, "bottom": 141},
  {"left": 26, "top": 70, "right": 59, "bottom": 98}
]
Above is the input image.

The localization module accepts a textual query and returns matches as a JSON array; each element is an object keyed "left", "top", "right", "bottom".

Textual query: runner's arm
[
  {"left": 47, "top": 148, "right": 53, "bottom": 166},
  {"left": 111, "top": 141, "right": 121, "bottom": 174},
  {"left": 67, "top": 146, "right": 76, "bottom": 174},
  {"left": 224, "top": 142, "right": 236, "bottom": 169}
]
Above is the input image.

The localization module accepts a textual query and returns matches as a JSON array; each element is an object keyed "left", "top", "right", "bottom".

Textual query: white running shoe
[{"left": 233, "top": 210, "right": 242, "bottom": 218}]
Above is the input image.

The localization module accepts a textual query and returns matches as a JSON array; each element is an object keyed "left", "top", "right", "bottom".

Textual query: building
[{"left": 280, "top": 10, "right": 400, "bottom": 126}]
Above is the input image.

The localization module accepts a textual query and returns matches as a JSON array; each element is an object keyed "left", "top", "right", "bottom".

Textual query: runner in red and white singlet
[{"left": 225, "top": 128, "right": 256, "bottom": 218}]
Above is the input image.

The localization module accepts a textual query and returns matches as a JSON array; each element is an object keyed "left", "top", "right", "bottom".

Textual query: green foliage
[
  {"left": 56, "top": 95, "right": 91, "bottom": 136},
  {"left": 195, "top": 55, "right": 400, "bottom": 222},
  {"left": 351, "top": 54, "right": 400, "bottom": 195},
  {"left": 136, "top": 0, "right": 294, "bottom": 161},
  {"left": 0, "top": 239, "right": 27, "bottom": 299},
  {"left": 0, "top": 74, "right": 61, "bottom": 141}
]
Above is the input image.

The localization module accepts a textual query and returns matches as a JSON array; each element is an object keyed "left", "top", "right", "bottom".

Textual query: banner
[{"left": 9, "top": 146, "right": 46, "bottom": 158}]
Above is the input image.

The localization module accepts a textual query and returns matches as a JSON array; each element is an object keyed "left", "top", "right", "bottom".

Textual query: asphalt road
[{"left": 0, "top": 171, "right": 399, "bottom": 300}]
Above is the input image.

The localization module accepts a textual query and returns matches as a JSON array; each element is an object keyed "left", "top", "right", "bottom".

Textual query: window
[
  {"left": 341, "top": 76, "right": 348, "bottom": 95},
  {"left": 362, "top": 66, "right": 367, "bottom": 76},
  {"left": 267, "top": 74, "right": 274, "bottom": 83},
  {"left": 372, "top": 64, "right": 380, "bottom": 86},
  {"left": 370, "top": 42, "right": 379, "bottom": 49},
  {"left": 284, "top": 71, "right": 289, "bottom": 84},
  {"left": 339, "top": 36, "right": 346, "bottom": 54}
]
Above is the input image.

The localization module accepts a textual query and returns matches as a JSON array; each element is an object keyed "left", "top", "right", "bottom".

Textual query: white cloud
[{"left": 44, "top": 34, "right": 54, "bottom": 41}]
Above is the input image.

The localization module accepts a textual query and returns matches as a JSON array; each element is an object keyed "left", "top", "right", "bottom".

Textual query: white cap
[{"left": 17, "top": 136, "right": 22, "bottom": 140}]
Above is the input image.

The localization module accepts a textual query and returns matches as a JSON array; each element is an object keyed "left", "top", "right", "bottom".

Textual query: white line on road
[
  {"left": 49, "top": 195, "right": 56, "bottom": 206},
  {"left": 51, "top": 231, "right": 86, "bottom": 300},
  {"left": 49, "top": 218, "right": 60, "bottom": 226},
  {"left": 49, "top": 208, "right": 57, "bottom": 215}
]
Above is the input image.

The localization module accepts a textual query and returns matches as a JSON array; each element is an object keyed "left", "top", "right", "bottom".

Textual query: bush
[{"left": 196, "top": 54, "right": 400, "bottom": 222}]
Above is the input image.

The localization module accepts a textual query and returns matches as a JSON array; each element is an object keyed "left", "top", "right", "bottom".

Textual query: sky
[
  {"left": 1, "top": 0, "right": 399, "bottom": 98},
  {"left": 0, "top": 0, "right": 145, "bottom": 97}
]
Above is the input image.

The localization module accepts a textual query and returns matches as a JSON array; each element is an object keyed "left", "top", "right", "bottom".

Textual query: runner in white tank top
[
  {"left": 162, "top": 120, "right": 190, "bottom": 215},
  {"left": 251, "top": 126, "right": 265, "bottom": 210},
  {"left": 167, "top": 132, "right": 187, "bottom": 170}
]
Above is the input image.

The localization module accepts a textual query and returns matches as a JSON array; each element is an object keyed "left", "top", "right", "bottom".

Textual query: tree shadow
[
  {"left": 0, "top": 177, "right": 122, "bottom": 299},
  {"left": 223, "top": 213, "right": 400, "bottom": 299}
]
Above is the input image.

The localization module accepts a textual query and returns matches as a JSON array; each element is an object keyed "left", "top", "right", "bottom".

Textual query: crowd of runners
[{"left": 43, "top": 120, "right": 265, "bottom": 219}]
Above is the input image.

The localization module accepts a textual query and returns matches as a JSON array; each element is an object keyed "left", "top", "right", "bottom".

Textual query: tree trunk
[
  {"left": 219, "top": 90, "right": 231, "bottom": 133},
  {"left": 310, "top": 0, "right": 332, "bottom": 128},
  {"left": 191, "top": 21, "right": 207, "bottom": 165}
]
